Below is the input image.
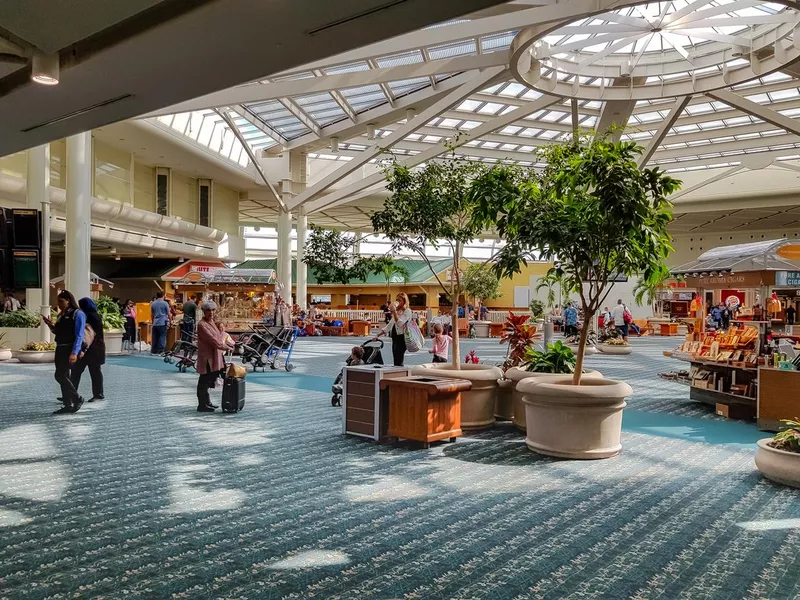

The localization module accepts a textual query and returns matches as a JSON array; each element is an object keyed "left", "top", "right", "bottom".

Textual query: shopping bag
[
  {"left": 226, "top": 363, "right": 247, "bottom": 379},
  {"left": 404, "top": 320, "right": 425, "bottom": 353}
]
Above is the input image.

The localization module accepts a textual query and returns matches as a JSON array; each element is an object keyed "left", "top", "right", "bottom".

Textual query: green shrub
[
  {"left": 522, "top": 341, "right": 576, "bottom": 374},
  {"left": 529, "top": 299, "right": 545, "bottom": 320},
  {"left": 0, "top": 309, "right": 42, "bottom": 328}
]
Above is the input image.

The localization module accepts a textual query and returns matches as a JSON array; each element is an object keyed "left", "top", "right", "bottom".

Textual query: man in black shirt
[{"left": 786, "top": 304, "right": 796, "bottom": 325}]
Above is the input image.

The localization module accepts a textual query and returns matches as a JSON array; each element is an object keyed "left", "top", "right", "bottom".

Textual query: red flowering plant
[{"left": 500, "top": 311, "right": 539, "bottom": 367}]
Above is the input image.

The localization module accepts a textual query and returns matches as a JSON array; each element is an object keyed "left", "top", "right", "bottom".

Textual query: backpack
[{"left": 623, "top": 308, "right": 633, "bottom": 325}]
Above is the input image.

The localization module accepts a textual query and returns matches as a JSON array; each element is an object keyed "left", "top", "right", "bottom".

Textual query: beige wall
[
  {"left": 170, "top": 170, "right": 199, "bottom": 223},
  {"left": 213, "top": 182, "right": 239, "bottom": 233},
  {"left": 94, "top": 139, "right": 132, "bottom": 204},
  {"left": 133, "top": 163, "right": 155, "bottom": 212},
  {"left": 0, "top": 151, "right": 26, "bottom": 180}
]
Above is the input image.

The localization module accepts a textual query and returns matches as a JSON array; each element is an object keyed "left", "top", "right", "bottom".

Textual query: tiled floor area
[{"left": 0, "top": 335, "right": 799, "bottom": 599}]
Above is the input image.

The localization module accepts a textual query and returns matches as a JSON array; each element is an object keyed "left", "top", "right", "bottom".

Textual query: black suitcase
[{"left": 221, "top": 377, "right": 246, "bottom": 413}]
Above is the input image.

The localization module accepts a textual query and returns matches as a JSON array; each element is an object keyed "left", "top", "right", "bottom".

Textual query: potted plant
[
  {"left": 0, "top": 309, "right": 43, "bottom": 351},
  {"left": 495, "top": 358, "right": 515, "bottom": 421},
  {"left": 462, "top": 263, "right": 501, "bottom": 337},
  {"left": 473, "top": 134, "right": 679, "bottom": 458},
  {"left": 17, "top": 341, "right": 56, "bottom": 363},
  {"left": 0, "top": 332, "right": 11, "bottom": 361},
  {"left": 529, "top": 299, "right": 545, "bottom": 323},
  {"left": 97, "top": 296, "right": 126, "bottom": 354},
  {"left": 755, "top": 419, "right": 800, "bottom": 488},
  {"left": 599, "top": 337, "right": 633, "bottom": 356},
  {"left": 512, "top": 341, "right": 602, "bottom": 432},
  {"left": 373, "top": 155, "right": 502, "bottom": 429}
]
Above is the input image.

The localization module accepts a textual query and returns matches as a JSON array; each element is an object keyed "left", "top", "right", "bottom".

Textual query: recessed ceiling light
[{"left": 31, "top": 51, "right": 59, "bottom": 85}]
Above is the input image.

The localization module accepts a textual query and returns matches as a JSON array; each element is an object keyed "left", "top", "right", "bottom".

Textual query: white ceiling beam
[
  {"left": 669, "top": 165, "right": 745, "bottom": 201},
  {"left": 638, "top": 96, "right": 692, "bottom": 166},
  {"left": 288, "top": 66, "right": 508, "bottom": 210},
  {"left": 707, "top": 89, "right": 800, "bottom": 137},
  {"left": 141, "top": 53, "right": 509, "bottom": 117},
  {"left": 279, "top": 97, "right": 322, "bottom": 138},
  {"left": 304, "top": 93, "right": 560, "bottom": 213},
  {"left": 215, "top": 109, "right": 285, "bottom": 211},
  {"left": 285, "top": 70, "right": 487, "bottom": 151},
  {"left": 652, "top": 132, "right": 800, "bottom": 162}
]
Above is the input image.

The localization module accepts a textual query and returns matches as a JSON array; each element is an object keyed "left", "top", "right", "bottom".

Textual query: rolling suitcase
[{"left": 221, "top": 376, "right": 246, "bottom": 413}]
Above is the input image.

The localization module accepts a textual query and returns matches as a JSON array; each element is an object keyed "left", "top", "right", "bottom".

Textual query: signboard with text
[
  {"left": 687, "top": 271, "right": 774, "bottom": 289},
  {"left": 776, "top": 271, "right": 800, "bottom": 287}
]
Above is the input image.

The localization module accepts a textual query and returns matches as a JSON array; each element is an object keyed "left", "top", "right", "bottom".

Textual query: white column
[
  {"left": 296, "top": 207, "right": 307, "bottom": 310},
  {"left": 277, "top": 208, "right": 292, "bottom": 302},
  {"left": 26, "top": 144, "right": 52, "bottom": 341},
  {"left": 275, "top": 214, "right": 285, "bottom": 286},
  {"left": 66, "top": 132, "right": 92, "bottom": 300}
]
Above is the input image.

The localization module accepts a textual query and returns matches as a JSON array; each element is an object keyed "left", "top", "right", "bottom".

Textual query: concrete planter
[
  {"left": 0, "top": 348, "right": 12, "bottom": 361},
  {"left": 520, "top": 377, "right": 631, "bottom": 459},
  {"left": 16, "top": 350, "right": 55, "bottom": 364},
  {"left": 508, "top": 368, "right": 603, "bottom": 432},
  {"left": 599, "top": 343, "right": 632, "bottom": 355},
  {"left": 568, "top": 343, "right": 598, "bottom": 355},
  {"left": 495, "top": 378, "right": 514, "bottom": 421},
  {"left": 0, "top": 327, "right": 42, "bottom": 351},
  {"left": 473, "top": 321, "right": 491, "bottom": 338},
  {"left": 105, "top": 330, "right": 125, "bottom": 355},
  {"left": 755, "top": 438, "right": 800, "bottom": 489},
  {"left": 411, "top": 363, "right": 502, "bottom": 429}
]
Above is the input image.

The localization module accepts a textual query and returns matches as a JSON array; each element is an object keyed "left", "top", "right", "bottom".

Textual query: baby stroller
[{"left": 331, "top": 339, "right": 384, "bottom": 406}]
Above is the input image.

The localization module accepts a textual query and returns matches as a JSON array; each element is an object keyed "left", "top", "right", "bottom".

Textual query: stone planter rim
[
  {"left": 756, "top": 437, "right": 800, "bottom": 458},
  {"left": 412, "top": 363, "right": 503, "bottom": 381},
  {"left": 520, "top": 376, "right": 632, "bottom": 402}
]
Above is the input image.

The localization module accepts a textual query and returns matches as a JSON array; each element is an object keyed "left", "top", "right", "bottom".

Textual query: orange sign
[
  {"left": 185, "top": 272, "right": 205, "bottom": 282},
  {"left": 776, "top": 245, "right": 800, "bottom": 259}
]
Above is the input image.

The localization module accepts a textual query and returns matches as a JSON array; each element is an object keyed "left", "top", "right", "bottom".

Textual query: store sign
[
  {"left": 776, "top": 245, "right": 800, "bottom": 259},
  {"left": 190, "top": 265, "right": 222, "bottom": 274},
  {"left": 691, "top": 271, "right": 774, "bottom": 288},
  {"left": 185, "top": 271, "right": 206, "bottom": 282},
  {"left": 776, "top": 271, "right": 800, "bottom": 287}
]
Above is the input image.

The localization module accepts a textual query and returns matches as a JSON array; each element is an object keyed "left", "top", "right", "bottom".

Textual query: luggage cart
[
  {"left": 163, "top": 333, "right": 198, "bottom": 373},
  {"left": 238, "top": 326, "right": 299, "bottom": 372}
]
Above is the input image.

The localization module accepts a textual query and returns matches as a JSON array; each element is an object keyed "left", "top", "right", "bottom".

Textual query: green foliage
[
  {"left": 96, "top": 295, "right": 125, "bottom": 331},
  {"left": 0, "top": 309, "right": 42, "bottom": 328},
  {"left": 368, "top": 256, "right": 410, "bottom": 295},
  {"left": 462, "top": 263, "right": 500, "bottom": 303},
  {"left": 770, "top": 418, "right": 800, "bottom": 453},
  {"left": 535, "top": 271, "right": 573, "bottom": 309},
  {"left": 633, "top": 273, "right": 670, "bottom": 315},
  {"left": 529, "top": 299, "right": 545, "bottom": 320},
  {"left": 472, "top": 134, "right": 680, "bottom": 382},
  {"left": 0, "top": 331, "right": 7, "bottom": 348},
  {"left": 302, "top": 226, "right": 371, "bottom": 285},
  {"left": 522, "top": 341, "right": 576, "bottom": 374},
  {"left": 21, "top": 341, "right": 56, "bottom": 351}
]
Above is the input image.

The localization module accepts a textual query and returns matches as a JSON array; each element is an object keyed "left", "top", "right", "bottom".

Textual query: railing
[
  {"left": 486, "top": 310, "right": 532, "bottom": 323},
  {"left": 322, "top": 309, "right": 385, "bottom": 322}
]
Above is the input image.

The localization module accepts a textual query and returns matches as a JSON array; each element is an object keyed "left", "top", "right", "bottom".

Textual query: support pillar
[
  {"left": 26, "top": 144, "right": 51, "bottom": 341},
  {"left": 296, "top": 207, "right": 308, "bottom": 310},
  {"left": 66, "top": 132, "right": 92, "bottom": 300},
  {"left": 277, "top": 207, "right": 292, "bottom": 303}
]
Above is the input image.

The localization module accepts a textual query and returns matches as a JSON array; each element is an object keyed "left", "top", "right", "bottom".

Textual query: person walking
[
  {"left": 195, "top": 301, "right": 233, "bottom": 412},
  {"left": 429, "top": 323, "right": 452, "bottom": 363},
  {"left": 563, "top": 302, "right": 579, "bottom": 338},
  {"left": 43, "top": 290, "right": 86, "bottom": 414},
  {"left": 374, "top": 292, "right": 413, "bottom": 366},
  {"left": 721, "top": 304, "right": 732, "bottom": 330},
  {"left": 72, "top": 297, "right": 105, "bottom": 402},
  {"left": 181, "top": 294, "right": 199, "bottom": 342},
  {"left": 611, "top": 298, "right": 629, "bottom": 342},
  {"left": 786, "top": 304, "right": 796, "bottom": 325},
  {"left": 150, "top": 292, "right": 170, "bottom": 354}
]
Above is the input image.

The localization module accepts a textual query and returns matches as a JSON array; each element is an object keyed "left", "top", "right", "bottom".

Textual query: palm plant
[
  {"left": 534, "top": 271, "right": 572, "bottom": 310},
  {"left": 633, "top": 273, "right": 669, "bottom": 318},
  {"left": 369, "top": 256, "right": 410, "bottom": 301}
]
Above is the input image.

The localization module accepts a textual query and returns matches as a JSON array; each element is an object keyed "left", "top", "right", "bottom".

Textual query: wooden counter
[
  {"left": 660, "top": 322, "right": 679, "bottom": 336},
  {"left": 381, "top": 376, "right": 470, "bottom": 448},
  {"left": 758, "top": 367, "right": 800, "bottom": 431}
]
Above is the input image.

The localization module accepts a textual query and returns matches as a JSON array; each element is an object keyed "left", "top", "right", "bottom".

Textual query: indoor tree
[
  {"left": 371, "top": 156, "right": 488, "bottom": 368},
  {"left": 302, "top": 225, "right": 371, "bottom": 285},
  {"left": 633, "top": 272, "right": 671, "bottom": 318},
  {"left": 369, "top": 256, "right": 410, "bottom": 303},
  {"left": 462, "top": 262, "right": 500, "bottom": 314},
  {"left": 473, "top": 135, "right": 680, "bottom": 384},
  {"left": 534, "top": 270, "right": 573, "bottom": 310}
]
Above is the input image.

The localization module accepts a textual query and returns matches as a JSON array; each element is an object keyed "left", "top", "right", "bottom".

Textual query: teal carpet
[{"left": 0, "top": 336, "right": 798, "bottom": 599}]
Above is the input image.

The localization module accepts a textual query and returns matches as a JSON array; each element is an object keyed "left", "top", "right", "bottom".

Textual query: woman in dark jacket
[
  {"left": 72, "top": 297, "right": 106, "bottom": 402},
  {"left": 43, "top": 290, "right": 86, "bottom": 414}
]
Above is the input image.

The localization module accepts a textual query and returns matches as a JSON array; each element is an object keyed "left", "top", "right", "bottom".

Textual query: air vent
[
  {"left": 21, "top": 94, "right": 133, "bottom": 133},
  {"left": 199, "top": 179, "right": 212, "bottom": 227},
  {"left": 307, "top": 0, "right": 410, "bottom": 35}
]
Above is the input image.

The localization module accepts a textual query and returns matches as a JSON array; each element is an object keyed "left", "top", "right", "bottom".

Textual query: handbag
[
  {"left": 404, "top": 320, "right": 425, "bottom": 353},
  {"left": 83, "top": 324, "right": 96, "bottom": 350}
]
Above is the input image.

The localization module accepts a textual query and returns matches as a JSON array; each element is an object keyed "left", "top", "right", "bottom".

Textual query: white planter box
[
  {"left": 105, "top": 330, "right": 125, "bottom": 355},
  {"left": 0, "top": 327, "right": 42, "bottom": 351},
  {"left": 0, "top": 348, "right": 12, "bottom": 361},
  {"left": 600, "top": 343, "right": 632, "bottom": 355},
  {"left": 473, "top": 321, "right": 491, "bottom": 338},
  {"left": 16, "top": 350, "right": 55, "bottom": 364},
  {"left": 755, "top": 438, "right": 800, "bottom": 489}
]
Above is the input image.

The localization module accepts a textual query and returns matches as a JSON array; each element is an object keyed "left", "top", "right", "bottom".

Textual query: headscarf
[{"left": 78, "top": 297, "right": 97, "bottom": 313}]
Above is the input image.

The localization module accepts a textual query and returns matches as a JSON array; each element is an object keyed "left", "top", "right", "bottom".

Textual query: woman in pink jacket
[{"left": 195, "top": 301, "right": 233, "bottom": 412}]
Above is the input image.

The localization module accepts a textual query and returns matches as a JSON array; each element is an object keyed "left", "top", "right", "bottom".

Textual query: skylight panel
[
  {"left": 440, "top": 118, "right": 463, "bottom": 128},
  {"left": 477, "top": 102, "right": 504, "bottom": 115},
  {"left": 481, "top": 32, "right": 516, "bottom": 53},
  {"left": 481, "top": 141, "right": 500, "bottom": 149},
  {"left": 502, "top": 125, "right": 523, "bottom": 135},
  {"left": 376, "top": 51, "right": 424, "bottom": 68},
  {"left": 428, "top": 40, "right": 477, "bottom": 60},
  {"left": 323, "top": 62, "right": 370, "bottom": 75},
  {"left": 459, "top": 120, "right": 481, "bottom": 129},
  {"left": 457, "top": 100, "right": 481, "bottom": 112},
  {"left": 500, "top": 144, "right": 519, "bottom": 151}
]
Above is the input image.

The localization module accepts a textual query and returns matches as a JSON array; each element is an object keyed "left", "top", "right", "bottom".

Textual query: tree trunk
[
  {"left": 572, "top": 317, "right": 591, "bottom": 386},
  {"left": 450, "top": 245, "right": 461, "bottom": 370}
]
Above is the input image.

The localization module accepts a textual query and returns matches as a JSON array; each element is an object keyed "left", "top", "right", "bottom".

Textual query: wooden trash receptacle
[
  {"left": 381, "top": 376, "right": 471, "bottom": 448},
  {"left": 489, "top": 322, "right": 503, "bottom": 338},
  {"left": 343, "top": 366, "right": 410, "bottom": 441}
]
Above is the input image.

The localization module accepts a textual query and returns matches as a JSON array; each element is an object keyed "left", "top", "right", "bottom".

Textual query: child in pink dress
[{"left": 429, "top": 323, "right": 452, "bottom": 363}]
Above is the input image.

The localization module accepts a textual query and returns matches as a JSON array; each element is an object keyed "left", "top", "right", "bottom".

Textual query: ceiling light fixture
[
  {"left": 31, "top": 51, "right": 60, "bottom": 85},
  {"left": 147, "top": 252, "right": 154, "bottom": 259},
  {"left": 331, "top": 137, "right": 340, "bottom": 153},
  {"left": 115, "top": 256, "right": 121, "bottom": 261}
]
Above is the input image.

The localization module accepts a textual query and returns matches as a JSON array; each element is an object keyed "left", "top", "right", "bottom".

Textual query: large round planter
[
  {"left": 0, "top": 348, "right": 12, "bottom": 361},
  {"left": 16, "top": 350, "right": 55, "bottom": 364},
  {"left": 508, "top": 368, "right": 603, "bottom": 432},
  {"left": 599, "top": 343, "right": 632, "bottom": 355},
  {"left": 755, "top": 438, "right": 800, "bottom": 488},
  {"left": 473, "top": 321, "right": 491, "bottom": 338},
  {"left": 411, "top": 363, "right": 502, "bottom": 429},
  {"left": 520, "top": 377, "right": 631, "bottom": 459},
  {"left": 105, "top": 330, "right": 125, "bottom": 355},
  {"left": 495, "top": 378, "right": 514, "bottom": 421},
  {"left": 568, "top": 343, "right": 598, "bottom": 355}
]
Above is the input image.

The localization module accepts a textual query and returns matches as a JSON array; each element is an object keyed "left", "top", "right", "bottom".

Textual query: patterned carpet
[{"left": 1, "top": 336, "right": 799, "bottom": 599}]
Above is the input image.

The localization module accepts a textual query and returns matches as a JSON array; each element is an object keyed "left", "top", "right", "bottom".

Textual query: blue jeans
[{"left": 151, "top": 325, "right": 168, "bottom": 354}]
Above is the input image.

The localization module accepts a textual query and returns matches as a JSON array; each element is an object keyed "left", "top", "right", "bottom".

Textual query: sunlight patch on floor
[
  {"left": 737, "top": 518, "right": 800, "bottom": 531},
  {"left": 161, "top": 463, "right": 246, "bottom": 514},
  {"left": 343, "top": 475, "right": 429, "bottom": 502},
  {"left": 0, "top": 462, "right": 68, "bottom": 502},
  {"left": 267, "top": 550, "right": 350, "bottom": 570},
  {"left": 0, "top": 508, "right": 33, "bottom": 528},
  {"left": 0, "top": 424, "right": 57, "bottom": 461}
]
